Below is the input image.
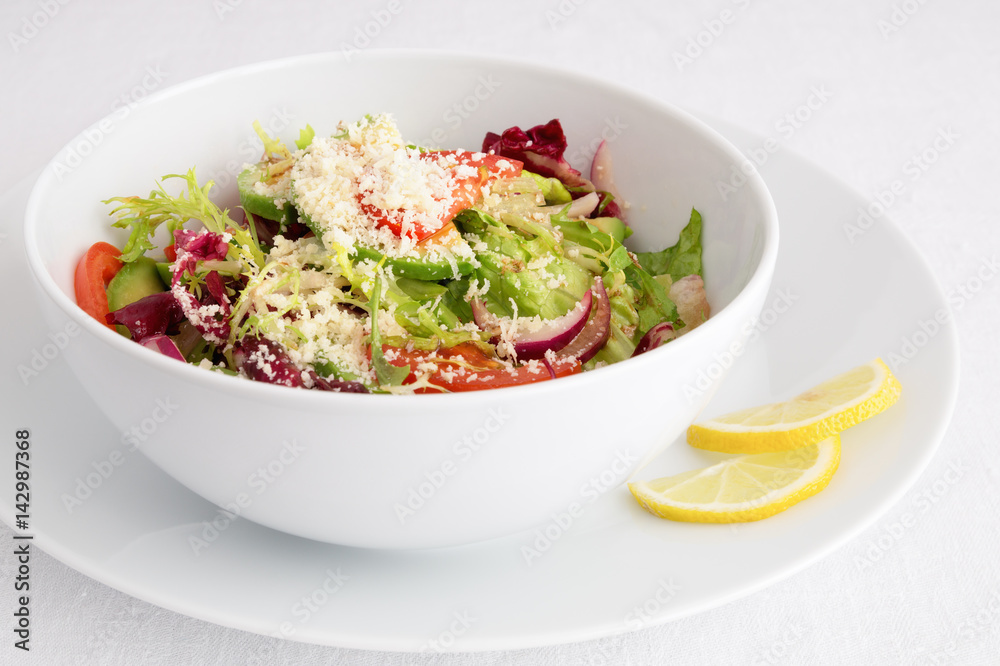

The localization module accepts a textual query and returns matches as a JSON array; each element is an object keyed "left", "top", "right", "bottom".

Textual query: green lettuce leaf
[
  {"left": 623, "top": 262, "right": 678, "bottom": 335},
  {"left": 368, "top": 274, "right": 410, "bottom": 387},
  {"left": 381, "top": 276, "right": 484, "bottom": 349},
  {"left": 454, "top": 208, "right": 591, "bottom": 319},
  {"left": 635, "top": 208, "right": 703, "bottom": 280}
]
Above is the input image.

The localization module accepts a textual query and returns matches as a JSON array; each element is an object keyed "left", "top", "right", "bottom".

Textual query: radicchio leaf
[
  {"left": 233, "top": 335, "right": 308, "bottom": 388},
  {"left": 172, "top": 228, "right": 229, "bottom": 284},
  {"left": 312, "top": 373, "right": 369, "bottom": 394},
  {"left": 233, "top": 335, "right": 368, "bottom": 393},
  {"left": 482, "top": 119, "right": 594, "bottom": 191},
  {"left": 204, "top": 270, "right": 231, "bottom": 309},
  {"left": 106, "top": 291, "right": 185, "bottom": 342},
  {"left": 169, "top": 227, "right": 234, "bottom": 343}
]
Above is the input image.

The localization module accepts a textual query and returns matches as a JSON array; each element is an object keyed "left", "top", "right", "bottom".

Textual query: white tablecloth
[{"left": 2, "top": 0, "right": 997, "bottom": 663}]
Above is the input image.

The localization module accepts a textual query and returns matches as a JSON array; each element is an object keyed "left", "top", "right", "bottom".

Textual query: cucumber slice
[
  {"left": 107, "top": 257, "right": 167, "bottom": 313},
  {"left": 155, "top": 262, "right": 172, "bottom": 286},
  {"left": 107, "top": 257, "right": 168, "bottom": 337},
  {"left": 238, "top": 164, "right": 297, "bottom": 226}
]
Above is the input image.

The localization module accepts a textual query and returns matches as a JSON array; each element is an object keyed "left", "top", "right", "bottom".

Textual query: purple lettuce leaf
[
  {"left": 312, "top": 373, "right": 369, "bottom": 394},
  {"left": 172, "top": 228, "right": 229, "bottom": 284},
  {"left": 106, "top": 291, "right": 185, "bottom": 342},
  {"left": 170, "top": 264, "right": 233, "bottom": 344},
  {"left": 482, "top": 119, "right": 594, "bottom": 191},
  {"left": 203, "top": 270, "right": 232, "bottom": 309},
  {"left": 233, "top": 335, "right": 307, "bottom": 388},
  {"left": 233, "top": 335, "right": 369, "bottom": 393}
]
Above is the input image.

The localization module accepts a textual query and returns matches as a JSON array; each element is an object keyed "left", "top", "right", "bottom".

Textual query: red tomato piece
[
  {"left": 381, "top": 342, "right": 580, "bottom": 393},
  {"left": 363, "top": 150, "right": 523, "bottom": 242},
  {"left": 432, "top": 150, "right": 523, "bottom": 180},
  {"left": 74, "top": 242, "right": 124, "bottom": 330}
]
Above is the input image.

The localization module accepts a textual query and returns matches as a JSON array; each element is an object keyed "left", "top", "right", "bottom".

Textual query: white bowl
[{"left": 24, "top": 51, "right": 778, "bottom": 549}]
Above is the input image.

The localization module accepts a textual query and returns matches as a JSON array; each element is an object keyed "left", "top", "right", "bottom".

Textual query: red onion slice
[
  {"left": 513, "top": 290, "right": 592, "bottom": 360},
  {"left": 140, "top": 334, "right": 186, "bottom": 362},
  {"left": 554, "top": 277, "right": 611, "bottom": 364},
  {"left": 590, "top": 140, "right": 627, "bottom": 223},
  {"left": 470, "top": 297, "right": 496, "bottom": 335},
  {"left": 631, "top": 322, "right": 676, "bottom": 357},
  {"left": 471, "top": 290, "right": 594, "bottom": 361}
]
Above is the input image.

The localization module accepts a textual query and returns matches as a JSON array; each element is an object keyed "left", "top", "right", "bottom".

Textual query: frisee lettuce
[
  {"left": 228, "top": 261, "right": 302, "bottom": 347},
  {"left": 295, "top": 124, "right": 315, "bottom": 150},
  {"left": 104, "top": 169, "right": 264, "bottom": 271},
  {"left": 253, "top": 120, "right": 293, "bottom": 161}
]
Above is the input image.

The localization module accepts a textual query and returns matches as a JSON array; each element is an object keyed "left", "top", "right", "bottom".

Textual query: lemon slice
[
  {"left": 628, "top": 436, "right": 840, "bottom": 523},
  {"left": 687, "top": 359, "right": 901, "bottom": 454}
]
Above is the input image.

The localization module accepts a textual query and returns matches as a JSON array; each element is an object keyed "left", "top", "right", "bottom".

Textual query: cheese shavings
[
  {"left": 231, "top": 236, "right": 377, "bottom": 385},
  {"left": 290, "top": 114, "right": 475, "bottom": 266}
]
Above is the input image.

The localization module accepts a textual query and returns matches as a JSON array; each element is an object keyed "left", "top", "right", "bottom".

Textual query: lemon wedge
[
  {"left": 687, "top": 359, "right": 901, "bottom": 454},
  {"left": 628, "top": 436, "right": 841, "bottom": 523}
]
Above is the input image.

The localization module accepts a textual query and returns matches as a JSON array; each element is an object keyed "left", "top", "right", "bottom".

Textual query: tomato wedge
[
  {"left": 361, "top": 151, "right": 523, "bottom": 242},
  {"left": 380, "top": 342, "right": 580, "bottom": 393},
  {"left": 74, "top": 241, "right": 124, "bottom": 330}
]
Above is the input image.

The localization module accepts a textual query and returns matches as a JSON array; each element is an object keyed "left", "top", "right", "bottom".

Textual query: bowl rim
[{"left": 23, "top": 48, "right": 779, "bottom": 406}]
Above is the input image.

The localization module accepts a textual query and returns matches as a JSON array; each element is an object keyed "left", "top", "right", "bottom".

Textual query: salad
[{"left": 74, "top": 114, "right": 709, "bottom": 394}]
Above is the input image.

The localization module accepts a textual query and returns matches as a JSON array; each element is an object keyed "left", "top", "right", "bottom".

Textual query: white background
[{"left": 2, "top": 0, "right": 998, "bottom": 663}]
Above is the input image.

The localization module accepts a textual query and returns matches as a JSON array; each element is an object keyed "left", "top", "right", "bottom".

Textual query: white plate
[{"left": 0, "top": 119, "right": 958, "bottom": 652}]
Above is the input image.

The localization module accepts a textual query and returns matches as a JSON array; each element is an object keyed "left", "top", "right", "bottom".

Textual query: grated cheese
[
  {"left": 291, "top": 114, "right": 475, "bottom": 265},
  {"left": 242, "top": 236, "right": 377, "bottom": 385}
]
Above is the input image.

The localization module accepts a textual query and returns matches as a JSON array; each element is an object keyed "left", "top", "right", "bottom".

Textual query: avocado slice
[
  {"left": 524, "top": 171, "right": 572, "bottom": 205},
  {"left": 238, "top": 164, "right": 297, "bottom": 226},
  {"left": 350, "top": 243, "right": 476, "bottom": 281},
  {"left": 550, "top": 215, "right": 631, "bottom": 250},
  {"left": 589, "top": 216, "right": 631, "bottom": 244},
  {"left": 106, "top": 257, "right": 168, "bottom": 336}
]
